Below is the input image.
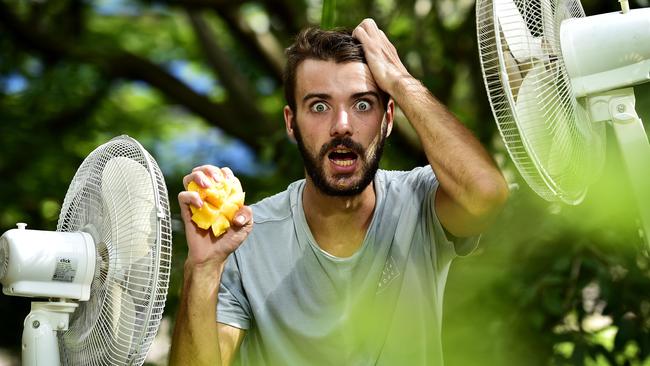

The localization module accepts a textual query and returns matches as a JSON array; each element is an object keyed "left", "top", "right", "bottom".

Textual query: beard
[{"left": 291, "top": 118, "right": 387, "bottom": 197}]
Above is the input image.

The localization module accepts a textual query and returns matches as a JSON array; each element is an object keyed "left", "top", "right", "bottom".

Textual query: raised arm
[
  {"left": 169, "top": 165, "right": 251, "bottom": 366},
  {"left": 353, "top": 19, "right": 509, "bottom": 237}
]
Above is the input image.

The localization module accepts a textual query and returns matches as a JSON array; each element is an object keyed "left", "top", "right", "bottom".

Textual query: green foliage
[
  {"left": 445, "top": 132, "right": 650, "bottom": 365},
  {"left": 0, "top": 0, "right": 649, "bottom": 364},
  {"left": 321, "top": 0, "right": 337, "bottom": 29}
]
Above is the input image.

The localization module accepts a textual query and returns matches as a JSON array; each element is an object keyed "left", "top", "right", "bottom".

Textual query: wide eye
[
  {"left": 355, "top": 100, "right": 371, "bottom": 112},
  {"left": 310, "top": 102, "right": 329, "bottom": 113}
]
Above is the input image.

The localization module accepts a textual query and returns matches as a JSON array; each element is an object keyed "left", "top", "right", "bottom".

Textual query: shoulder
[
  {"left": 249, "top": 178, "right": 305, "bottom": 223},
  {"left": 239, "top": 180, "right": 301, "bottom": 249},
  {"left": 250, "top": 188, "right": 293, "bottom": 224},
  {"left": 377, "top": 166, "right": 438, "bottom": 194}
]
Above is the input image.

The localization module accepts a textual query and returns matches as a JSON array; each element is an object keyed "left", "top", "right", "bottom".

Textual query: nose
[{"left": 330, "top": 110, "right": 352, "bottom": 137}]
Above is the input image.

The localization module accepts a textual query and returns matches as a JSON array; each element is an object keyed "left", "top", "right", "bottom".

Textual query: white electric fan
[
  {"left": 477, "top": 0, "right": 650, "bottom": 246},
  {"left": 0, "top": 135, "right": 172, "bottom": 365}
]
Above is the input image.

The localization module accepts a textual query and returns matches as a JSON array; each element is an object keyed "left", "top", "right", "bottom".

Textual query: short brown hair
[{"left": 283, "top": 27, "right": 389, "bottom": 112}]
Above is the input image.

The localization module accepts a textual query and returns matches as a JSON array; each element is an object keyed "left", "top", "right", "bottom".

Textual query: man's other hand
[{"left": 178, "top": 165, "right": 253, "bottom": 272}]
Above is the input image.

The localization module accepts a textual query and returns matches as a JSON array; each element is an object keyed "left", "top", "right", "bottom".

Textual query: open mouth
[{"left": 328, "top": 148, "right": 358, "bottom": 167}]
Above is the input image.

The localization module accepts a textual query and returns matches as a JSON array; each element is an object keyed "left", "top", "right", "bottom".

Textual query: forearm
[
  {"left": 352, "top": 18, "right": 508, "bottom": 234},
  {"left": 169, "top": 262, "right": 224, "bottom": 366},
  {"left": 391, "top": 77, "right": 508, "bottom": 216}
]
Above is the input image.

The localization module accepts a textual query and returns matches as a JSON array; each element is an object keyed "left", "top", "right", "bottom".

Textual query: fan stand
[
  {"left": 22, "top": 301, "right": 78, "bottom": 366},
  {"left": 587, "top": 88, "right": 650, "bottom": 248}
]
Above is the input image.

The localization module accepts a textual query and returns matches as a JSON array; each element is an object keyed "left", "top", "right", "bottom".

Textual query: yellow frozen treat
[{"left": 188, "top": 174, "right": 245, "bottom": 237}]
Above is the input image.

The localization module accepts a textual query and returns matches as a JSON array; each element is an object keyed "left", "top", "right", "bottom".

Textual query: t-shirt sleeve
[
  {"left": 429, "top": 183, "right": 480, "bottom": 256},
  {"left": 413, "top": 167, "right": 480, "bottom": 264},
  {"left": 217, "top": 253, "right": 252, "bottom": 330}
]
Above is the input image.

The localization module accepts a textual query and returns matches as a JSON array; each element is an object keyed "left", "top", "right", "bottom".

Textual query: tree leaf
[{"left": 321, "top": 0, "right": 336, "bottom": 29}]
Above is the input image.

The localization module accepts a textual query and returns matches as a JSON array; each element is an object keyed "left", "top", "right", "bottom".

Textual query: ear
[
  {"left": 284, "top": 105, "right": 296, "bottom": 142},
  {"left": 385, "top": 98, "right": 395, "bottom": 137}
]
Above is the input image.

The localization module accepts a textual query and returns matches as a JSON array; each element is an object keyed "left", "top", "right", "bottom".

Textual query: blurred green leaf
[{"left": 321, "top": 0, "right": 337, "bottom": 29}]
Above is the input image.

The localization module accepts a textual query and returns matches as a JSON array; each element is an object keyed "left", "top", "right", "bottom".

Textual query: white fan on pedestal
[
  {"left": 477, "top": 0, "right": 650, "bottom": 246},
  {"left": 0, "top": 135, "right": 172, "bottom": 365}
]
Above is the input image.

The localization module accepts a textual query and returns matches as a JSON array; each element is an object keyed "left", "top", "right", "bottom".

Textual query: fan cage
[
  {"left": 56, "top": 136, "right": 171, "bottom": 366},
  {"left": 477, "top": 0, "right": 603, "bottom": 204}
]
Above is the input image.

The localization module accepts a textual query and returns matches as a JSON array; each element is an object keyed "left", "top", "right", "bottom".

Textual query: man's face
[{"left": 284, "top": 59, "right": 394, "bottom": 196}]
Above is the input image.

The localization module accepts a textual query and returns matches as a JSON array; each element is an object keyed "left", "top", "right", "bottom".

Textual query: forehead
[{"left": 294, "top": 59, "right": 380, "bottom": 101}]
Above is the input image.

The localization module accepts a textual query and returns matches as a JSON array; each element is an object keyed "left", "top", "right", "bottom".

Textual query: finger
[
  {"left": 188, "top": 170, "right": 214, "bottom": 188},
  {"left": 192, "top": 164, "right": 219, "bottom": 172},
  {"left": 232, "top": 206, "right": 253, "bottom": 227},
  {"left": 208, "top": 167, "right": 225, "bottom": 182},
  {"left": 221, "top": 167, "right": 235, "bottom": 180},
  {"left": 355, "top": 19, "right": 392, "bottom": 49},
  {"left": 359, "top": 18, "right": 379, "bottom": 35},
  {"left": 183, "top": 172, "right": 210, "bottom": 189},
  {"left": 178, "top": 191, "right": 202, "bottom": 226},
  {"left": 182, "top": 173, "right": 195, "bottom": 189},
  {"left": 178, "top": 190, "right": 203, "bottom": 209},
  {"left": 379, "top": 29, "right": 389, "bottom": 43},
  {"left": 359, "top": 18, "right": 375, "bottom": 29},
  {"left": 352, "top": 23, "right": 369, "bottom": 41},
  {"left": 378, "top": 29, "right": 397, "bottom": 52},
  {"left": 192, "top": 165, "right": 225, "bottom": 182},
  {"left": 353, "top": 25, "right": 381, "bottom": 53}
]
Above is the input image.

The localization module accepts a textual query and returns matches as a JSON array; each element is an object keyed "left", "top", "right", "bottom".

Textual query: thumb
[{"left": 232, "top": 206, "right": 253, "bottom": 227}]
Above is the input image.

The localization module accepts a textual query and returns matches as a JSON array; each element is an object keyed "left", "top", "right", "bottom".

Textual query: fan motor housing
[
  {"left": 561, "top": 8, "right": 650, "bottom": 97},
  {"left": 0, "top": 228, "right": 95, "bottom": 300}
]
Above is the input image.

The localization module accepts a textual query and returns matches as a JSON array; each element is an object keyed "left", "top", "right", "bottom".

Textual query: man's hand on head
[{"left": 352, "top": 18, "right": 412, "bottom": 96}]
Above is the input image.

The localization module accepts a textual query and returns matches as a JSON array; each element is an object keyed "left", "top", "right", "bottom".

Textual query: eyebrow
[
  {"left": 351, "top": 91, "right": 380, "bottom": 101},
  {"left": 302, "top": 91, "right": 380, "bottom": 103},
  {"left": 302, "top": 93, "right": 331, "bottom": 103}
]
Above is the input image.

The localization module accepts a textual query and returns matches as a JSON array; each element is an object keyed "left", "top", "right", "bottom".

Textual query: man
[{"left": 170, "top": 19, "right": 508, "bottom": 365}]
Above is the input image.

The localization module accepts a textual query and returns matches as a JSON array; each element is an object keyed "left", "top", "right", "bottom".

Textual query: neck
[
  {"left": 303, "top": 180, "right": 375, "bottom": 213},
  {"left": 302, "top": 177, "right": 377, "bottom": 257}
]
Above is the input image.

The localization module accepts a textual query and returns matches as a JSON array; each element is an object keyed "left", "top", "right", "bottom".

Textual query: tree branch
[
  {"left": 187, "top": 11, "right": 258, "bottom": 106},
  {"left": 109, "top": 52, "right": 277, "bottom": 150},
  {"left": 215, "top": 7, "right": 285, "bottom": 81},
  {"left": 258, "top": 0, "right": 306, "bottom": 36},
  {"left": 0, "top": 1, "right": 278, "bottom": 150},
  {"left": 140, "top": 0, "right": 242, "bottom": 10},
  {"left": 47, "top": 80, "right": 112, "bottom": 134},
  {"left": 142, "top": 0, "right": 286, "bottom": 82},
  {"left": 186, "top": 11, "right": 281, "bottom": 144}
]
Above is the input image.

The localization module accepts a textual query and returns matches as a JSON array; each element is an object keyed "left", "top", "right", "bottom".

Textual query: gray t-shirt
[{"left": 218, "top": 166, "right": 477, "bottom": 365}]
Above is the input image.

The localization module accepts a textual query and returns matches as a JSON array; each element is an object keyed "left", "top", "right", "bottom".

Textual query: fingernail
[{"left": 236, "top": 215, "right": 245, "bottom": 225}]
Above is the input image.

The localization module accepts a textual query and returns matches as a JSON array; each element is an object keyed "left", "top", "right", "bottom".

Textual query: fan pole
[
  {"left": 606, "top": 90, "right": 650, "bottom": 249},
  {"left": 22, "top": 301, "right": 78, "bottom": 366}
]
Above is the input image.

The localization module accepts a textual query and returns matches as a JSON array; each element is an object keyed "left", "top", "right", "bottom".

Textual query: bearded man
[{"left": 170, "top": 19, "right": 509, "bottom": 366}]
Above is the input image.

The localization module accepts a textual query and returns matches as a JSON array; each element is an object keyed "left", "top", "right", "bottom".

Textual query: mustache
[{"left": 318, "top": 137, "right": 364, "bottom": 158}]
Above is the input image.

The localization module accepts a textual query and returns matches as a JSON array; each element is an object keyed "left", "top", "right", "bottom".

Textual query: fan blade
[
  {"left": 503, "top": 46, "right": 524, "bottom": 100},
  {"left": 106, "top": 281, "right": 137, "bottom": 365},
  {"left": 540, "top": 0, "right": 567, "bottom": 57},
  {"left": 515, "top": 60, "right": 573, "bottom": 180},
  {"left": 495, "top": 0, "right": 545, "bottom": 62},
  {"left": 515, "top": 59, "right": 604, "bottom": 200},
  {"left": 101, "top": 157, "right": 156, "bottom": 273}
]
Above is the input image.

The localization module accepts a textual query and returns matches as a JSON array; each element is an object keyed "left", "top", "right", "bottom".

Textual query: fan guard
[
  {"left": 56, "top": 136, "right": 172, "bottom": 365},
  {"left": 477, "top": 0, "right": 606, "bottom": 204}
]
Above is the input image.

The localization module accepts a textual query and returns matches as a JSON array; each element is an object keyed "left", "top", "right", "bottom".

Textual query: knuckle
[
  {"left": 192, "top": 164, "right": 219, "bottom": 172},
  {"left": 221, "top": 167, "right": 234, "bottom": 179}
]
